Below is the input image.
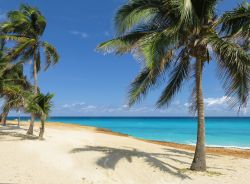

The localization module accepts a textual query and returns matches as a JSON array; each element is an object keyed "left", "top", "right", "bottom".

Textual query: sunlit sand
[{"left": 0, "top": 121, "right": 250, "bottom": 184}]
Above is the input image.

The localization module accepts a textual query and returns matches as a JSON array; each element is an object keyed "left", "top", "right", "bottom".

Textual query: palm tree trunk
[
  {"left": 27, "top": 115, "right": 35, "bottom": 135},
  {"left": 27, "top": 51, "right": 38, "bottom": 135},
  {"left": 39, "top": 115, "right": 45, "bottom": 140},
  {"left": 190, "top": 58, "right": 206, "bottom": 171},
  {"left": 0, "top": 109, "right": 9, "bottom": 126},
  {"left": 18, "top": 109, "right": 21, "bottom": 127}
]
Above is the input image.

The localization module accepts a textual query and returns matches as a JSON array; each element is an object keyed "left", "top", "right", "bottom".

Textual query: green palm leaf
[
  {"left": 209, "top": 34, "right": 250, "bottom": 107},
  {"left": 157, "top": 49, "right": 190, "bottom": 107},
  {"left": 41, "top": 41, "right": 59, "bottom": 70},
  {"left": 220, "top": 1, "right": 250, "bottom": 38},
  {"left": 129, "top": 50, "right": 174, "bottom": 106},
  {"left": 114, "top": 0, "right": 164, "bottom": 35}
]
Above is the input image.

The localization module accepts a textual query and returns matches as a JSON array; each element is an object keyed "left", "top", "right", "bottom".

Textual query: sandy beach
[{"left": 1, "top": 121, "right": 250, "bottom": 184}]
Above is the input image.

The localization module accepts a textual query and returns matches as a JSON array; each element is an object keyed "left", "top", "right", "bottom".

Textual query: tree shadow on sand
[
  {"left": 70, "top": 146, "right": 191, "bottom": 179},
  {"left": 163, "top": 148, "right": 236, "bottom": 172},
  {"left": 0, "top": 126, "right": 38, "bottom": 141},
  {"left": 163, "top": 148, "right": 221, "bottom": 158}
]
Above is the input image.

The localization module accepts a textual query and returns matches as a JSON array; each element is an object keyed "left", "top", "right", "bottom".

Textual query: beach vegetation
[
  {"left": 0, "top": 64, "right": 32, "bottom": 126},
  {"left": 0, "top": 4, "right": 59, "bottom": 135},
  {"left": 25, "top": 92, "right": 54, "bottom": 140}
]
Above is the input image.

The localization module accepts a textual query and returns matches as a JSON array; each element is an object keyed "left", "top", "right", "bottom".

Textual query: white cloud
[
  {"left": 183, "top": 97, "right": 229, "bottom": 109},
  {"left": 57, "top": 96, "right": 250, "bottom": 116},
  {"left": 61, "top": 102, "right": 159, "bottom": 115},
  {"left": 129, "top": 107, "right": 149, "bottom": 112},
  {"left": 70, "top": 30, "right": 88, "bottom": 39},
  {"left": 122, "top": 104, "right": 129, "bottom": 109},
  {"left": 81, "top": 105, "right": 96, "bottom": 111},
  {"left": 62, "top": 102, "right": 85, "bottom": 108},
  {"left": 204, "top": 96, "right": 229, "bottom": 107}
]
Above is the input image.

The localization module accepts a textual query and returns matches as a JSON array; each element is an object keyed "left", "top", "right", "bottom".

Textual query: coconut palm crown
[
  {"left": 25, "top": 93, "right": 53, "bottom": 119},
  {"left": 1, "top": 4, "right": 59, "bottom": 89},
  {"left": 0, "top": 64, "right": 32, "bottom": 126},
  {"left": 97, "top": 0, "right": 250, "bottom": 171},
  {"left": 25, "top": 92, "right": 54, "bottom": 139}
]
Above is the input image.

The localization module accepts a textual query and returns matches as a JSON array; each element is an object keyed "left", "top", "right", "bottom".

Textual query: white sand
[{"left": 0, "top": 123, "right": 250, "bottom": 184}]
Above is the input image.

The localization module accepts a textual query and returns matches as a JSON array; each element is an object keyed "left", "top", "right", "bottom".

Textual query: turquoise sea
[{"left": 8, "top": 117, "right": 250, "bottom": 149}]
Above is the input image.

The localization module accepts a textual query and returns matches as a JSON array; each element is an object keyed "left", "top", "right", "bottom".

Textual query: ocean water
[{"left": 8, "top": 117, "right": 250, "bottom": 148}]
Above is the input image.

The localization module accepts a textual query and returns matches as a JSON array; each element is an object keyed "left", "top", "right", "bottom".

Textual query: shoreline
[{"left": 9, "top": 120, "right": 250, "bottom": 159}]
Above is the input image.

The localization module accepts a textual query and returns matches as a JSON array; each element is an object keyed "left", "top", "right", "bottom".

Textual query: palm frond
[
  {"left": 114, "top": 0, "right": 164, "bottom": 35},
  {"left": 209, "top": 34, "right": 250, "bottom": 108},
  {"left": 36, "top": 50, "right": 41, "bottom": 73},
  {"left": 2, "top": 85, "right": 26, "bottom": 110},
  {"left": 5, "top": 4, "right": 46, "bottom": 37},
  {"left": 41, "top": 41, "right": 59, "bottom": 70},
  {"left": 220, "top": 1, "right": 250, "bottom": 38},
  {"left": 4, "top": 11, "right": 30, "bottom": 34},
  {"left": 137, "top": 30, "right": 179, "bottom": 69},
  {"left": 97, "top": 32, "right": 149, "bottom": 54},
  {"left": 209, "top": 34, "right": 250, "bottom": 72},
  {"left": 0, "top": 62, "right": 33, "bottom": 109},
  {"left": 25, "top": 93, "right": 54, "bottom": 116},
  {"left": 1, "top": 35, "right": 33, "bottom": 42},
  {"left": 128, "top": 50, "right": 174, "bottom": 106},
  {"left": 157, "top": 48, "right": 190, "bottom": 107},
  {"left": 191, "top": 0, "right": 218, "bottom": 22},
  {"left": 166, "top": 0, "right": 199, "bottom": 27},
  {"left": 4, "top": 39, "right": 35, "bottom": 63}
]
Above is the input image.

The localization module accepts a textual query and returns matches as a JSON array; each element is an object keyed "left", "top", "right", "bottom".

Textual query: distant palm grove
[
  {"left": 0, "top": 0, "right": 250, "bottom": 173},
  {"left": 0, "top": 4, "right": 59, "bottom": 139}
]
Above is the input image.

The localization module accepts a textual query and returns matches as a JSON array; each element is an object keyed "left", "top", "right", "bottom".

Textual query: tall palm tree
[
  {"left": 25, "top": 93, "right": 54, "bottom": 140},
  {"left": 1, "top": 4, "right": 59, "bottom": 134},
  {"left": 97, "top": 1, "right": 250, "bottom": 171},
  {"left": 0, "top": 64, "right": 32, "bottom": 126}
]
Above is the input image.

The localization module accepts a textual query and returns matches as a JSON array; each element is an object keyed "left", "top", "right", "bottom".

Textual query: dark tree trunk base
[
  {"left": 190, "top": 154, "right": 206, "bottom": 171},
  {"left": 26, "top": 124, "right": 34, "bottom": 135},
  {"left": 1, "top": 115, "right": 7, "bottom": 126},
  {"left": 39, "top": 128, "right": 44, "bottom": 140}
]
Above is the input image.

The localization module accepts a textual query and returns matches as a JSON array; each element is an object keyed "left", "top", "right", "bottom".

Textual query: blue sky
[{"left": 0, "top": 0, "right": 248, "bottom": 116}]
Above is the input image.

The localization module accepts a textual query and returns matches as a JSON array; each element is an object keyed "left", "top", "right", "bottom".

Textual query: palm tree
[
  {"left": 97, "top": 1, "right": 250, "bottom": 171},
  {"left": 0, "top": 64, "right": 32, "bottom": 126},
  {"left": 0, "top": 85, "right": 32, "bottom": 126},
  {"left": 1, "top": 4, "right": 59, "bottom": 134},
  {"left": 25, "top": 93, "right": 54, "bottom": 140}
]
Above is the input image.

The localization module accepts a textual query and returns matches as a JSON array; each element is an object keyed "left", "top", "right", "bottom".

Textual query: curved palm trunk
[
  {"left": 39, "top": 115, "right": 45, "bottom": 140},
  {"left": 0, "top": 108, "right": 9, "bottom": 126},
  {"left": 190, "top": 59, "right": 206, "bottom": 171},
  {"left": 27, "top": 52, "right": 38, "bottom": 135}
]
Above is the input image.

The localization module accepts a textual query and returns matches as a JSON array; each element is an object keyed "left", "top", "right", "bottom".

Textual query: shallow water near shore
[{"left": 8, "top": 116, "right": 250, "bottom": 148}]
